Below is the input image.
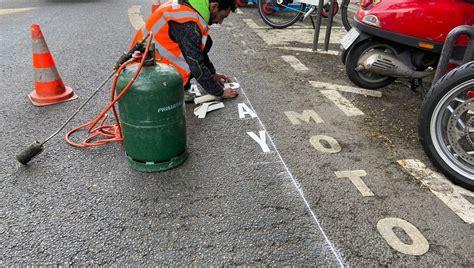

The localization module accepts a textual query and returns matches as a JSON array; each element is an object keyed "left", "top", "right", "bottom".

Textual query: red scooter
[{"left": 341, "top": 0, "right": 474, "bottom": 89}]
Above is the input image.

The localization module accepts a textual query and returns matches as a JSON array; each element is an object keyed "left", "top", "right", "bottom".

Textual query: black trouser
[{"left": 184, "top": 35, "right": 213, "bottom": 91}]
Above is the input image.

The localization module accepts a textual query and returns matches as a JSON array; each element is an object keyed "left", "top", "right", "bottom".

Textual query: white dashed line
[
  {"left": 0, "top": 8, "right": 36, "bottom": 15},
  {"left": 235, "top": 77, "right": 345, "bottom": 267},
  {"left": 277, "top": 46, "right": 340, "bottom": 56},
  {"left": 128, "top": 5, "right": 146, "bottom": 30},
  {"left": 281, "top": 55, "right": 309, "bottom": 71},
  {"left": 309, "top": 81, "right": 382, "bottom": 97},
  {"left": 319, "top": 90, "right": 365, "bottom": 116},
  {"left": 398, "top": 159, "right": 474, "bottom": 224}
]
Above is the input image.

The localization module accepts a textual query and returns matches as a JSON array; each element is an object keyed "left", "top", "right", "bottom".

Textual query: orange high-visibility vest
[{"left": 132, "top": 2, "right": 209, "bottom": 85}]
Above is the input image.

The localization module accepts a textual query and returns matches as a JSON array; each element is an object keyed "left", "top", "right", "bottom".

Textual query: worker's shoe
[{"left": 184, "top": 92, "right": 196, "bottom": 103}]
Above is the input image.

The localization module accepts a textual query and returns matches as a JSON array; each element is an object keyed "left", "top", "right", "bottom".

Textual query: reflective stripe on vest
[{"left": 136, "top": 2, "right": 209, "bottom": 84}]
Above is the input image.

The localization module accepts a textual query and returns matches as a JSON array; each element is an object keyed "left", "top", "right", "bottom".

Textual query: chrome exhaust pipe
[{"left": 355, "top": 51, "right": 434, "bottom": 78}]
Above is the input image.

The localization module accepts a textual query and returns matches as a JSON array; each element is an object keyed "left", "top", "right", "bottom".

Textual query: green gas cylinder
[{"left": 116, "top": 62, "right": 186, "bottom": 172}]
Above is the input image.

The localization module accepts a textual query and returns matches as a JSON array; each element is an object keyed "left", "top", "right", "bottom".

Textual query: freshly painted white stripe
[
  {"left": 398, "top": 159, "right": 474, "bottom": 224},
  {"left": 0, "top": 8, "right": 36, "bottom": 15},
  {"left": 281, "top": 55, "right": 309, "bottom": 71},
  {"left": 335, "top": 170, "right": 375, "bottom": 197},
  {"left": 320, "top": 90, "right": 365, "bottom": 116},
  {"left": 235, "top": 77, "right": 345, "bottom": 267},
  {"left": 128, "top": 5, "right": 146, "bottom": 30},
  {"left": 277, "top": 46, "right": 340, "bottom": 56},
  {"left": 236, "top": 8, "right": 244, "bottom": 14},
  {"left": 310, "top": 81, "right": 382, "bottom": 97},
  {"left": 244, "top": 19, "right": 346, "bottom": 45}
]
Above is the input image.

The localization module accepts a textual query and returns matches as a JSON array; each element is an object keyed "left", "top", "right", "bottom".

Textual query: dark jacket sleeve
[{"left": 168, "top": 21, "right": 223, "bottom": 96}]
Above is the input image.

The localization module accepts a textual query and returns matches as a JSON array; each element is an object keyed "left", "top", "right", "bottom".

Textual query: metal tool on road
[{"left": 16, "top": 72, "right": 115, "bottom": 165}]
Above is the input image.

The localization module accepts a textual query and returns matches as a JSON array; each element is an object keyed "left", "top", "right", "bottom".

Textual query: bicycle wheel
[
  {"left": 257, "top": 0, "right": 305, "bottom": 29},
  {"left": 340, "top": 0, "right": 352, "bottom": 31}
]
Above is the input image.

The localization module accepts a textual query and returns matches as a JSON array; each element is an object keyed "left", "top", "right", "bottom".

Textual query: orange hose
[{"left": 65, "top": 33, "right": 153, "bottom": 148}]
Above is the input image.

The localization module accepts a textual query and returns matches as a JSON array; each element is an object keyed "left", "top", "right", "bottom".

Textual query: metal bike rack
[
  {"left": 433, "top": 25, "right": 474, "bottom": 84},
  {"left": 311, "top": 0, "right": 338, "bottom": 51}
]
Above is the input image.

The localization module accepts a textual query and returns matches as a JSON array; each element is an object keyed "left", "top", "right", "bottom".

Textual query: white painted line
[
  {"left": 128, "top": 5, "right": 146, "bottom": 30},
  {"left": 398, "top": 159, "right": 474, "bottom": 224},
  {"left": 320, "top": 90, "right": 365, "bottom": 116},
  {"left": 277, "top": 46, "right": 340, "bottom": 56},
  {"left": 309, "top": 81, "right": 382, "bottom": 97},
  {"left": 236, "top": 8, "right": 244, "bottom": 14},
  {"left": 235, "top": 77, "right": 345, "bottom": 267},
  {"left": 335, "top": 170, "right": 375, "bottom": 197},
  {"left": 281, "top": 55, "right": 309, "bottom": 72},
  {"left": 0, "top": 8, "right": 36, "bottom": 15},
  {"left": 244, "top": 19, "right": 346, "bottom": 45}
]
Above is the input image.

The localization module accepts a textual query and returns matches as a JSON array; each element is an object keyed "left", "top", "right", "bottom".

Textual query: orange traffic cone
[{"left": 28, "top": 24, "right": 77, "bottom": 106}]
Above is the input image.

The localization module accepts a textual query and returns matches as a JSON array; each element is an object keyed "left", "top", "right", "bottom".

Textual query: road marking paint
[
  {"left": 377, "top": 218, "right": 429, "bottom": 256},
  {"left": 335, "top": 170, "right": 374, "bottom": 197},
  {"left": 243, "top": 19, "right": 345, "bottom": 46},
  {"left": 277, "top": 46, "right": 340, "bottom": 55},
  {"left": 398, "top": 159, "right": 474, "bottom": 224},
  {"left": 235, "top": 77, "right": 345, "bottom": 267},
  {"left": 238, "top": 103, "right": 257, "bottom": 119},
  {"left": 236, "top": 8, "right": 244, "bottom": 14},
  {"left": 128, "top": 5, "right": 146, "bottom": 30},
  {"left": 309, "top": 81, "right": 382, "bottom": 97},
  {"left": 320, "top": 90, "right": 365, "bottom": 116},
  {"left": 247, "top": 131, "right": 271, "bottom": 152},
  {"left": 310, "top": 135, "right": 341, "bottom": 154},
  {"left": 0, "top": 8, "right": 36, "bottom": 15},
  {"left": 284, "top": 110, "right": 324, "bottom": 125},
  {"left": 189, "top": 84, "right": 202, "bottom": 96},
  {"left": 281, "top": 55, "right": 309, "bottom": 71}
]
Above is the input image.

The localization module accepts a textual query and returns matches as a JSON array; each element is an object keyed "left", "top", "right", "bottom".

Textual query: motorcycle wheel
[
  {"left": 345, "top": 39, "right": 397, "bottom": 89},
  {"left": 418, "top": 61, "right": 474, "bottom": 190}
]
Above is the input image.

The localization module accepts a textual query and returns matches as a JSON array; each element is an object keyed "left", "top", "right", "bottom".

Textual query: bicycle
[{"left": 257, "top": 0, "right": 352, "bottom": 30}]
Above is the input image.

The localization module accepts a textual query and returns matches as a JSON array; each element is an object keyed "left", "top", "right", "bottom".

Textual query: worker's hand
[
  {"left": 212, "top": 73, "right": 231, "bottom": 84},
  {"left": 221, "top": 88, "right": 238, "bottom": 99}
]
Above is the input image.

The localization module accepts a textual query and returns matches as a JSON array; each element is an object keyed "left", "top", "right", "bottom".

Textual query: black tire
[
  {"left": 257, "top": 0, "right": 305, "bottom": 29},
  {"left": 345, "top": 39, "right": 397, "bottom": 89},
  {"left": 418, "top": 61, "right": 474, "bottom": 190},
  {"left": 340, "top": 0, "right": 351, "bottom": 31}
]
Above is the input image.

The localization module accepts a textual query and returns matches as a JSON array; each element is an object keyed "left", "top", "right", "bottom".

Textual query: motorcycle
[
  {"left": 340, "top": 0, "right": 474, "bottom": 90},
  {"left": 418, "top": 25, "right": 474, "bottom": 190}
]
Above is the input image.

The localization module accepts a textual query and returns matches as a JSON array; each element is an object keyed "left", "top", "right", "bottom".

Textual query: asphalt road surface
[{"left": 1, "top": 0, "right": 473, "bottom": 265}]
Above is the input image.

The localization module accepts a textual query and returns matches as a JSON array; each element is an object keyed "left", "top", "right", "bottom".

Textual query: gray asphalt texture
[{"left": 1, "top": 0, "right": 473, "bottom": 266}]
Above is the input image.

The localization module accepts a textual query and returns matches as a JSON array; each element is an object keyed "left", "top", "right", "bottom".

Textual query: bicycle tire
[
  {"left": 257, "top": 0, "right": 305, "bottom": 29},
  {"left": 340, "top": 0, "right": 351, "bottom": 31}
]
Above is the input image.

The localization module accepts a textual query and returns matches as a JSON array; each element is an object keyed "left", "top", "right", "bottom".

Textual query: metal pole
[
  {"left": 312, "top": 0, "right": 325, "bottom": 51},
  {"left": 323, "top": 0, "right": 336, "bottom": 51}
]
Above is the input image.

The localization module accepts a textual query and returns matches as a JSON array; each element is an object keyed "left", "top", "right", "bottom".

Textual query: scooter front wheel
[
  {"left": 345, "top": 39, "right": 396, "bottom": 89},
  {"left": 418, "top": 61, "right": 474, "bottom": 190}
]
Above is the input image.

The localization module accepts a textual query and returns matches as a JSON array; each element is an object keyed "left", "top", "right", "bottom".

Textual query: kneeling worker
[{"left": 131, "top": 0, "right": 238, "bottom": 100}]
